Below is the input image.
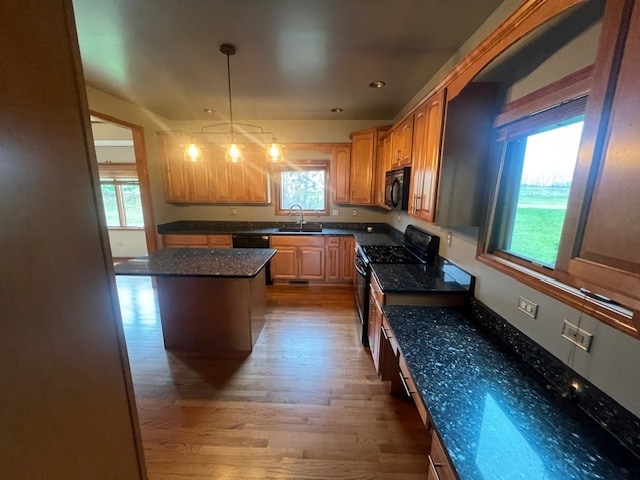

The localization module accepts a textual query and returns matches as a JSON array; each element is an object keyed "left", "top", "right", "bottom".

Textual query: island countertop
[{"left": 114, "top": 248, "right": 276, "bottom": 278}]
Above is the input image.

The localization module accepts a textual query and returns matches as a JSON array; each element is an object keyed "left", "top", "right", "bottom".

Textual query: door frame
[{"left": 90, "top": 110, "right": 158, "bottom": 253}]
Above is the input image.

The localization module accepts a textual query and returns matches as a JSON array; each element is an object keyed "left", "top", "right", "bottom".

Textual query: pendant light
[{"left": 183, "top": 43, "right": 284, "bottom": 164}]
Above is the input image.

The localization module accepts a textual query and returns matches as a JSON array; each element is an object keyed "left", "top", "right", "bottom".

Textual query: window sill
[
  {"left": 477, "top": 253, "right": 638, "bottom": 339},
  {"left": 107, "top": 226, "right": 145, "bottom": 231}
]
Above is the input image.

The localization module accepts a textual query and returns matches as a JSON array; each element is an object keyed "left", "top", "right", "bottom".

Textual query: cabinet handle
[
  {"left": 381, "top": 326, "right": 390, "bottom": 341},
  {"left": 399, "top": 372, "right": 413, "bottom": 397},
  {"left": 428, "top": 455, "right": 443, "bottom": 480}
]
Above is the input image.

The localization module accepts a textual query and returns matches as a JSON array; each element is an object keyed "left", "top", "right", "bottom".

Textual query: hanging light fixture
[{"left": 184, "top": 43, "right": 284, "bottom": 164}]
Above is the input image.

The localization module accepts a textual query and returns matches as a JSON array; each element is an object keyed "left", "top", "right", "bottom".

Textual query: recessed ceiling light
[
  {"left": 331, "top": 108, "right": 344, "bottom": 113},
  {"left": 369, "top": 81, "right": 386, "bottom": 88},
  {"left": 203, "top": 108, "right": 216, "bottom": 114}
]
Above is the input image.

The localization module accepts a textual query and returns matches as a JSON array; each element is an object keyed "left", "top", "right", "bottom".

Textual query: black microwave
[{"left": 384, "top": 167, "right": 411, "bottom": 210}]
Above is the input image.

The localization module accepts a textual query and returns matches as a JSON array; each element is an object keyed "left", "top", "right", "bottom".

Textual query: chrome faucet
[{"left": 288, "top": 204, "right": 305, "bottom": 229}]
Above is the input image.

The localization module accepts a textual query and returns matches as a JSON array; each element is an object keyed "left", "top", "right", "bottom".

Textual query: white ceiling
[{"left": 73, "top": 0, "right": 505, "bottom": 121}]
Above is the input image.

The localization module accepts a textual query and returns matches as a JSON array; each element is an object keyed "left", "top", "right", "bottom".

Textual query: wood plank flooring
[{"left": 117, "top": 276, "right": 429, "bottom": 479}]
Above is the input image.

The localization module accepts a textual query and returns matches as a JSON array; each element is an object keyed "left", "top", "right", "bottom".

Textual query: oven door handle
[{"left": 354, "top": 258, "right": 367, "bottom": 277}]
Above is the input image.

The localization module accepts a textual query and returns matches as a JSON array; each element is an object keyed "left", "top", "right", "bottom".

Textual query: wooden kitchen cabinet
[
  {"left": 390, "top": 115, "right": 414, "bottom": 169},
  {"left": 162, "top": 234, "right": 209, "bottom": 248},
  {"left": 409, "top": 83, "right": 499, "bottom": 226},
  {"left": 161, "top": 234, "right": 232, "bottom": 249},
  {"left": 270, "top": 236, "right": 325, "bottom": 281},
  {"left": 560, "top": 0, "right": 640, "bottom": 313},
  {"left": 159, "top": 132, "right": 191, "bottom": 203},
  {"left": 374, "top": 134, "right": 393, "bottom": 208},
  {"left": 326, "top": 236, "right": 355, "bottom": 283},
  {"left": 340, "top": 127, "right": 389, "bottom": 205},
  {"left": 332, "top": 145, "right": 351, "bottom": 204},
  {"left": 427, "top": 430, "right": 455, "bottom": 480},
  {"left": 368, "top": 275, "right": 385, "bottom": 374},
  {"left": 409, "top": 90, "right": 446, "bottom": 222},
  {"left": 158, "top": 132, "right": 270, "bottom": 204}
]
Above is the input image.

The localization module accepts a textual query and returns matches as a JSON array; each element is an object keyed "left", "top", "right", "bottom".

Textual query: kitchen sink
[{"left": 277, "top": 223, "right": 323, "bottom": 233}]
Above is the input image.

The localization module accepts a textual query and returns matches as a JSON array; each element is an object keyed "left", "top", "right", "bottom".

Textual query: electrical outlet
[
  {"left": 231, "top": 208, "right": 237, "bottom": 215},
  {"left": 517, "top": 295, "right": 538, "bottom": 318},
  {"left": 331, "top": 209, "right": 339, "bottom": 216},
  {"left": 352, "top": 208, "right": 357, "bottom": 216},
  {"left": 562, "top": 319, "right": 593, "bottom": 352},
  {"left": 446, "top": 232, "right": 453, "bottom": 247},
  {"left": 397, "top": 214, "right": 401, "bottom": 222}
]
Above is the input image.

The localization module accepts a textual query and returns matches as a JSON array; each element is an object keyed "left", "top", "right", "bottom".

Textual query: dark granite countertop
[
  {"left": 157, "top": 220, "right": 403, "bottom": 245},
  {"left": 372, "top": 258, "right": 474, "bottom": 294},
  {"left": 383, "top": 305, "right": 640, "bottom": 480},
  {"left": 114, "top": 248, "right": 276, "bottom": 278}
]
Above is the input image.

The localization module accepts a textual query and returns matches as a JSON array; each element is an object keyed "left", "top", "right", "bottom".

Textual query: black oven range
[{"left": 354, "top": 225, "right": 439, "bottom": 345}]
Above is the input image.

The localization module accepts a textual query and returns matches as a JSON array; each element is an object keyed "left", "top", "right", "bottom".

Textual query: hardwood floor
[{"left": 117, "top": 276, "right": 429, "bottom": 479}]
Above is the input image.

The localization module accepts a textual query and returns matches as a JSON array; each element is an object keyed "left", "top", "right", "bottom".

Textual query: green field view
[{"left": 508, "top": 186, "right": 570, "bottom": 266}]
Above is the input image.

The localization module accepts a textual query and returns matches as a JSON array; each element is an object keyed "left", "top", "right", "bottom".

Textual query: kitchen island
[{"left": 114, "top": 248, "right": 276, "bottom": 354}]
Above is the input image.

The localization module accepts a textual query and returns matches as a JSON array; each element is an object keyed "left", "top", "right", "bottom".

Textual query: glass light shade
[
  {"left": 184, "top": 142, "right": 204, "bottom": 162},
  {"left": 225, "top": 143, "right": 244, "bottom": 163},
  {"left": 266, "top": 142, "right": 284, "bottom": 162}
]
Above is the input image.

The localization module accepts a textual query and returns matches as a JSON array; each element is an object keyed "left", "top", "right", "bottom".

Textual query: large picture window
[
  {"left": 275, "top": 162, "right": 329, "bottom": 215},
  {"left": 486, "top": 97, "right": 587, "bottom": 273},
  {"left": 492, "top": 116, "right": 584, "bottom": 268}
]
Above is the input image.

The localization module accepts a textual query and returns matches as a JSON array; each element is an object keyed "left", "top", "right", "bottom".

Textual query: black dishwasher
[{"left": 232, "top": 234, "right": 272, "bottom": 284}]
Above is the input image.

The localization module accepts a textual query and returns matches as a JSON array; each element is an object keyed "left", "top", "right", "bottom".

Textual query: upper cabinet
[
  {"left": 332, "top": 145, "right": 351, "bottom": 204},
  {"left": 561, "top": 0, "right": 640, "bottom": 311},
  {"left": 335, "top": 127, "right": 388, "bottom": 206},
  {"left": 409, "top": 83, "right": 499, "bottom": 226},
  {"left": 158, "top": 132, "right": 270, "bottom": 204},
  {"left": 390, "top": 116, "right": 414, "bottom": 169}
]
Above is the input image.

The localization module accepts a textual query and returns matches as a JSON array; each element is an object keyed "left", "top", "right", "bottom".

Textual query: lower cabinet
[
  {"left": 162, "top": 234, "right": 232, "bottom": 249},
  {"left": 326, "top": 236, "right": 355, "bottom": 283},
  {"left": 427, "top": 430, "right": 455, "bottom": 480},
  {"left": 270, "top": 236, "right": 325, "bottom": 281}
]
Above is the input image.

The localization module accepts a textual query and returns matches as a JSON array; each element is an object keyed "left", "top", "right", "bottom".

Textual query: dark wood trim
[
  {"left": 495, "top": 65, "right": 594, "bottom": 127},
  {"left": 478, "top": 253, "right": 639, "bottom": 339},
  {"left": 90, "top": 110, "right": 158, "bottom": 253}
]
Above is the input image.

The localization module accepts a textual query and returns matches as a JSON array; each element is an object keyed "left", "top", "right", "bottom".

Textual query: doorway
[{"left": 90, "top": 111, "right": 157, "bottom": 259}]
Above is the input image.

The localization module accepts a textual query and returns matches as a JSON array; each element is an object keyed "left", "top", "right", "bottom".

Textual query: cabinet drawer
[
  {"left": 162, "top": 234, "right": 209, "bottom": 248},
  {"left": 381, "top": 315, "right": 399, "bottom": 355},
  {"left": 428, "top": 430, "right": 456, "bottom": 480},
  {"left": 270, "top": 235, "right": 326, "bottom": 247},
  {"left": 399, "top": 355, "right": 429, "bottom": 426},
  {"left": 208, "top": 234, "right": 232, "bottom": 248},
  {"left": 370, "top": 273, "right": 385, "bottom": 307}
]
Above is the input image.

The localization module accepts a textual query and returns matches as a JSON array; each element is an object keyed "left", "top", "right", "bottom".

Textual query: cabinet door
[
  {"left": 270, "top": 245, "right": 297, "bottom": 280},
  {"left": 565, "top": 0, "right": 640, "bottom": 311},
  {"left": 376, "top": 135, "right": 393, "bottom": 208},
  {"left": 390, "top": 128, "right": 403, "bottom": 170},
  {"left": 299, "top": 246, "right": 325, "bottom": 280},
  {"left": 188, "top": 152, "right": 215, "bottom": 203},
  {"left": 332, "top": 145, "right": 351, "bottom": 204},
  {"left": 340, "top": 236, "right": 355, "bottom": 282},
  {"left": 399, "top": 116, "right": 414, "bottom": 166},
  {"left": 409, "top": 90, "right": 446, "bottom": 222},
  {"left": 210, "top": 147, "right": 234, "bottom": 203},
  {"left": 326, "top": 237, "right": 341, "bottom": 281},
  {"left": 368, "top": 288, "right": 382, "bottom": 374},
  {"left": 159, "top": 133, "right": 189, "bottom": 203},
  {"left": 244, "top": 148, "right": 270, "bottom": 203},
  {"left": 350, "top": 130, "right": 376, "bottom": 205}
]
